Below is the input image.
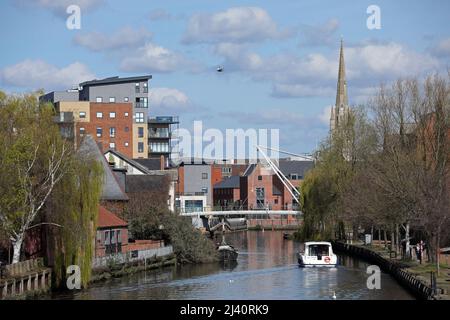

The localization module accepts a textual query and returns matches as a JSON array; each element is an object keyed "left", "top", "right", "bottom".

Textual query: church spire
[
  {"left": 330, "top": 38, "right": 350, "bottom": 134},
  {"left": 335, "top": 38, "right": 348, "bottom": 108}
]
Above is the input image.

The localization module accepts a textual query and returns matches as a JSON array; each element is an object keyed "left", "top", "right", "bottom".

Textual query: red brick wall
[{"left": 84, "top": 103, "right": 133, "bottom": 158}]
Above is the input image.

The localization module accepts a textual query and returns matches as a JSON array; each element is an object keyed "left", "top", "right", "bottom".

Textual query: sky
[{"left": 1, "top": 0, "right": 450, "bottom": 154}]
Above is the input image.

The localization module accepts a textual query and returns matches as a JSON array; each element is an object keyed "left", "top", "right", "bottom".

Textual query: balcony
[{"left": 148, "top": 116, "right": 179, "bottom": 124}]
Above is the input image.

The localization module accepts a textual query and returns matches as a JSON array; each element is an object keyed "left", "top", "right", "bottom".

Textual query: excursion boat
[{"left": 298, "top": 242, "right": 337, "bottom": 267}]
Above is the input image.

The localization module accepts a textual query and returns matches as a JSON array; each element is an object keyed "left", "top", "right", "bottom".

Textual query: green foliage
[
  {"left": 48, "top": 154, "right": 103, "bottom": 288},
  {"left": 124, "top": 179, "right": 217, "bottom": 264}
]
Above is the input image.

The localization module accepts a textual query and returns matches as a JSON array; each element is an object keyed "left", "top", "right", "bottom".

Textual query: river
[{"left": 47, "top": 230, "right": 414, "bottom": 300}]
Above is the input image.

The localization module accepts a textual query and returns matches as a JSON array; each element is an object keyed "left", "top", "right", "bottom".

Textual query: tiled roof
[
  {"left": 134, "top": 158, "right": 162, "bottom": 171},
  {"left": 78, "top": 135, "right": 129, "bottom": 201},
  {"left": 278, "top": 159, "right": 314, "bottom": 178},
  {"left": 97, "top": 206, "right": 127, "bottom": 228},
  {"left": 214, "top": 176, "right": 240, "bottom": 189}
]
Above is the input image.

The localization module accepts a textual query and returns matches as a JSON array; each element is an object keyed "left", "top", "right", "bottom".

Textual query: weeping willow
[{"left": 48, "top": 154, "right": 103, "bottom": 288}]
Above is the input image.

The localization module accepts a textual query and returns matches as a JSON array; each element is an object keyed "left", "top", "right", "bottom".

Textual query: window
[
  {"left": 109, "top": 97, "right": 116, "bottom": 103},
  {"left": 96, "top": 112, "right": 103, "bottom": 119},
  {"left": 124, "top": 126, "right": 129, "bottom": 132},
  {"left": 135, "top": 112, "right": 144, "bottom": 123},
  {"left": 109, "top": 112, "right": 116, "bottom": 118},
  {"left": 202, "top": 173, "right": 208, "bottom": 179},
  {"left": 124, "top": 97, "right": 129, "bottom": 102},
  {"left": 79, "top": 127, "right": 85, "bottom": 135},
  {"left": 138, "top": 142, "right": 144, "bottom": 153},
  {"left": 222, "top": 167, "right": 232, "bottom": 174},
  {"left": 149, "top": 127, "right": 169, "bottom": 138},
  {"left": 274, "top": 198, "right": 278, "bottom": 204},
  {"left": 138, "top": 127, "right": 144, "bottom": 138},
  {"left": 104, "top": 231, "right": 110, "bottom": 245},
  {"left": 124, "top": 112, "right": 129, "bottom": 117},
  {"left": 258, "top": 175, "right": 262, "bottom": 181},
  {"left": 143, "top": 82, "right": 148, "bottom": 93},
  {"left": 124, "top": 142, "right": 129, "bottom": 147},
  {"left": 109, "top": 142, "right": 116, "bottom": 149},
  {"left": 135, "top": 82, "right": 140, "bottom": 93},
  {"left": 149, "top": 142, "right": 169, "bottom": 153},
  {"left": 109, "top": 127, "right": 116, "bottom": 138},
  {"left": 96, "top": 97, "right": 103, "bottom": 103},
  {"left": 117, "top": 230, "right": 122, "bottom": 243},
  {"left": 291, "top": 174, "right": 298, "bottom": 180},
  {"left": 201, "top": 187, "right": 208, "bottom": 194},
  {"left": 135, "top": 97, "right": 148, "bottom": 108},
  {"left": 96, "top": 127, "right": 102, "bottom": 137},
  {"left": 79, "top": 111, "right": 86, "bottom": 118}
]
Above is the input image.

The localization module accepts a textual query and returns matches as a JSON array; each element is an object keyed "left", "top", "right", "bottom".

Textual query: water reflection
[{"left": 47, "top": 231, "right": 414, "bottom": 300}]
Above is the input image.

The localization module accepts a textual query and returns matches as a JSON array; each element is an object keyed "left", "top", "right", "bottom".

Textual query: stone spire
[
  {"left": 335, "top": 38, "right": 348, "bottom": 108},
  {"left": 330, "top": 38, "right": 350, "bottom": 133}
]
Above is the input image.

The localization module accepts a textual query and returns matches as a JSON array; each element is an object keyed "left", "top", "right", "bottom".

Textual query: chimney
[{"left": 160, "top": 155, "right": 165, "bottom": 170}]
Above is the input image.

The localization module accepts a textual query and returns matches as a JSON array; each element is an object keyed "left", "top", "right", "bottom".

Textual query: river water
[{"left": 48, "top": 231, "right": 414, "bottom": 300}]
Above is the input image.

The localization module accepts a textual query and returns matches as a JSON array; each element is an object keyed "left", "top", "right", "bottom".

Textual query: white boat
[{"left": 298, "top": 242, "right": 337, "bottom": 267}]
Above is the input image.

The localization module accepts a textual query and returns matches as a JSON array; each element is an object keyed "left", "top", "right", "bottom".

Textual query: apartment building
[
  {"left": 41, "top": 75, "right": 152, "bottom": 159},
  {"left": 78, "top": 76, "right": 151, "bottom": 159}
]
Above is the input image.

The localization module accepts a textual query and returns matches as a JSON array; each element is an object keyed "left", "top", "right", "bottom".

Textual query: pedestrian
[{"left": 415, "top": 243, "right": 421, "bottom": 263}]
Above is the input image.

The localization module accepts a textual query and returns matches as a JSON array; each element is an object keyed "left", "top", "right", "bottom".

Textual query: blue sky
[{"left": 1, "top": 0, "right": 450, "bottom": 153}]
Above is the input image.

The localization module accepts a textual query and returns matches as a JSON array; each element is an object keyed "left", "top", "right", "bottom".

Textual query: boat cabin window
[{"left": 308, "top": 245, "right": 330, "bottom": 256}]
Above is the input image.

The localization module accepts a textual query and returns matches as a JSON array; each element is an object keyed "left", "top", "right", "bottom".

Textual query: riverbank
[
  {"left": 91, "top": 253, "right": 177, "bottom": 283},
  {"left": 331, "top": 241, "right": 450, "bottom": 300}
]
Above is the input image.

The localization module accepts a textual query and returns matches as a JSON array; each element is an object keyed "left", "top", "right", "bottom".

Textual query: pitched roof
[
  {"left": 97, "top": 206, "right": 128, "bottom": 229},
  {"left": 80, "top": 75, "right": 152, "bottom": 87},
  {"left": 214, "top": 176, "right": 241, "bottom": 189},
  {"left": 243, "top": 163, "right": 257, "bottom": 177},
  {"left": 78, "top": 135, "right": 129, "bottom": 201},
  {"left": 278, "top": 159, "right": 314, "bottom": 178},
  {"left": 104, "top": 149, "right": 152, "bottom": 174},
  {"left": 133, "top": 158, "right": 162, "bottom": 171},
  {"left": 125, "top": 174, "right": 168, "bottom": 193}
]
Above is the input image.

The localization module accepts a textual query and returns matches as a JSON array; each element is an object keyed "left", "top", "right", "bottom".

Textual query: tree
[{"left": 0, "top": 92, "right": 70, "bottom": 263}]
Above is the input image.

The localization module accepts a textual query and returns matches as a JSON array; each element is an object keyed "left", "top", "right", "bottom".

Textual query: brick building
[{"left": 83, "top": 102, "right": 134, "bottom": 158}]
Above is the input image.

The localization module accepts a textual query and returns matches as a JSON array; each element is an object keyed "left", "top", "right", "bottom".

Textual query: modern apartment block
[
  {"left": 78, "top": 76, "right": 151, "bottom": 159},
  {"left": 41, "top": 75, "right": 152, "bottom": 159},
  {"left": 148, "top": 116, "right": 179, "bottom": 167}
]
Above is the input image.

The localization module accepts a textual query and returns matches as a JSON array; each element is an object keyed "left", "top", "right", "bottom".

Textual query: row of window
[
  {"left": 135, "top": 82, "right": 148, "bottom": 93},
  {"left": 149, "top": 142, "right": 169, "bottom": 153},
  {"left": 95, "top": 111, "right": 127, "bottom": 119},
  {"left": 94, "top": 95, "right": 148, "bottom": 107},
  {"left": 80, "top": 126, "right": 146, "bottom": 138},
  {"left": 93, "top": 111, "right": 146, "bottom": 123}
]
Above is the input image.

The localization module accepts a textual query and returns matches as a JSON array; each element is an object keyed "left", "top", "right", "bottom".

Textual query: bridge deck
[{"left": 179, "top": 210, "right": 302, "bottom": 217}]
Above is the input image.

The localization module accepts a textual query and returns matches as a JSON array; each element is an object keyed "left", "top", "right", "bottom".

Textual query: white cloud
[
  {"left": 73, "top": 27, "right": 153, "bottom": 52},
  {"left": 0, "top": 59, "right": 95, "bottom": 90},
  {"left": 431, "top": 38, "right": 450, "bottom": 57},
  {"left": 319, "top": 106, "right": 332, "bottom": 125},
  {"left": 120, "top": 43, "right": 188, "bottom": 73},
  {"left": 120, "top": 43, "right": 203, "bottom": 74},
  {"left": 183, "top": 7, "right": 293, "bottom": 44},
  {"left": 15, "top": 0, "right": 103, "bottom": 16},
  {"left": 149, "top": 87, "right": 189, "bottom": 110},
  {"left": 299, "top": 19, "right": 340, "bottom": 47},
  {"left": 272, "top": 84, "right": 335, "bottom": 98},
  {"left": 214, "top": 41, "right": 440, "bottom": 99}
]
